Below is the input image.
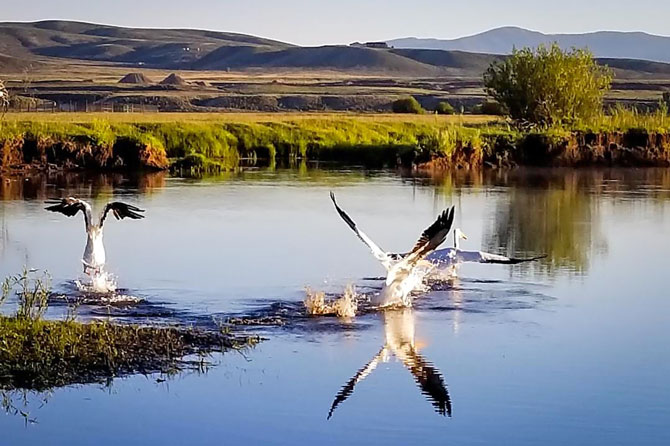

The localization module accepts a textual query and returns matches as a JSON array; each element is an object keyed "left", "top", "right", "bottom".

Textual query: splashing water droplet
[
  {"left": 75, "top": 271, "right": 117, "bottom": 294},
  {"left": 304, "top": 284, "right": 359, "bottom": 318}
]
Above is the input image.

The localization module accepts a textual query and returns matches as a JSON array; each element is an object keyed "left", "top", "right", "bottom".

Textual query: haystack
[
  {"left": 119, "top": 72, "right": 151, "bottom": 84},
  {"left": 159, "top": 73, "right": 187, "bottom": 86}
]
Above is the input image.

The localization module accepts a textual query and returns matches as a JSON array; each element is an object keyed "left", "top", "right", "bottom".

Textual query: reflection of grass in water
[
  {"left": 484, "top": 171, "right": 602, "bottom": 274},
  {"left": 305, "top": 284, "right": 358, "bottom": 318},
  {"left": 412, "top": 168, "right": 670, "bottom": 276},
  {"left": 0, "top": 269, "right": 259, "bottom": 392},
  {"left": 0, "top": 171, "right": 167, "bottom": 203}
]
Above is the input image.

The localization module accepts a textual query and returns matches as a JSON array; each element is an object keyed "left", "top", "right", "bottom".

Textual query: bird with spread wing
[
  {"left": 426, "top": 228, "right": 545, "bottom": 278},
  {"left": 45, "top": 197, "right": 145, "bottom": 276},
  {"left": 330, "top": 192, "right": 454, "bottom": 307}
]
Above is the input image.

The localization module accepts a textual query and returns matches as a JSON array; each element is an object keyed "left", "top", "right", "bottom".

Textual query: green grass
[
  {"left": 577, "top": 104, "right": 670, "bottom": 133},
  {"left": 1, "top": 111, "right": 669, "bottom": 171},
  {"left": 0, "top": 269, "right": 259, "bottom": 391},
  {"left": 0, "top": 113, "right": 500, "bottom": 171}
]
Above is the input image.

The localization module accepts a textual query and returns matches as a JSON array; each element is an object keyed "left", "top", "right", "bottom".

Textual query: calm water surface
[{"left": 0, "top": 167, "right": 669, "bottom": 445}]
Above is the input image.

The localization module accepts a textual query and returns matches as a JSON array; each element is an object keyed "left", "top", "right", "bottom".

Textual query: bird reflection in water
[{"left": 327, "top": 308, "right": 451, "bottom": 419}]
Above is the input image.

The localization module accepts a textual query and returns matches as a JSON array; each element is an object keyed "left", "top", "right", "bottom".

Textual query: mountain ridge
[
  {"left": 1, "top": 21, "right": 670, "bottom": 76},
  {"left": 388, "top": 27, "right": 670, "bottom": 63}
]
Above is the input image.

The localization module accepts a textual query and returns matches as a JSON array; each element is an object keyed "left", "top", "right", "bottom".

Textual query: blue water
[{"left": 0, "top": 168, "right": 669, "bottom": 445}]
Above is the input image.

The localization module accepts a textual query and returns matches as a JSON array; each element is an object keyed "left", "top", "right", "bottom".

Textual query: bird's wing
[
  {"left": 425, "top": 248, "right": 456, "bottom": 264},
  {"left": 383, "top": 207, "right": 454, "bottom": 287},
  {"left": 100, "top": 202, "right": 145, "bottom": 227},
  {"left": 458, "top": 250, "right": 546, "bottom": 264},
  {"left": 327, "top": 346, "right": 388, "bottom": 420},
  {"left": 330, "top": 192, "right": 393, "bottom": 269},
  {"left": 393, "top": 344, "right": 452, "bottom": 417},
  {"left": 45, "top": 197, "right": 93, "bottom": 227},
  {"left": 404, "top": 206, "right": 455, "bottom": 266}
]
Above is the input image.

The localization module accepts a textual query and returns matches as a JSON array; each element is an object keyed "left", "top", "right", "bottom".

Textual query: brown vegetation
[{"left": 119, "top": 72, "right": 152, "bottom": 84}]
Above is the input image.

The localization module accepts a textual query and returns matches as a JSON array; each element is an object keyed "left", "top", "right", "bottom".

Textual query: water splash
[
  {"left": 71, "top": 271, "right": 142, "bottom": 303},
  {"left": 304, "top": 284, "right": 359, "bottom": 318},
  {"left": 75, "top": 270, "right": 117, "bottom": 294}
]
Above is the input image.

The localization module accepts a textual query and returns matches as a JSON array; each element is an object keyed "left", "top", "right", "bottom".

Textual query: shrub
[
  {"left": 392, "top": 97, "right": 424, "bottom": 114},
  {"left": 484, "top": 44, "right": 612, "bottom": 126},
  {"left": 475, "top": 101, "right": 506, "bottom": 116},
  {"left": 663, "top": 91, "right": 670, "bottom": 106},
  {"left": 435, "top": 101, "right": 455, "bottom": 115}
]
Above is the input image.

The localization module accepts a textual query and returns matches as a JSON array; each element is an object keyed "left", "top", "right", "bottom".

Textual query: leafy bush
[
  {"left": 484, "top": 44, "right": 612, "bottom": 126},
  {"left": 475, "top": 101, "right": 506, "bottom": 115},
  {"left": 663, "top": 91, "right": 670, "bottom": 105},
  {"left": 435, "top": 101, "right": 455, "bottom": 115},
  {"left": 392, "top": 97, "right": 424, "bottom": 114}
]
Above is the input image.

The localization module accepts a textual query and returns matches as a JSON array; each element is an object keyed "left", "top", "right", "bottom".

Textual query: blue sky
[{"left": 4, "top": 0, "right": 669, "bottom": 45}]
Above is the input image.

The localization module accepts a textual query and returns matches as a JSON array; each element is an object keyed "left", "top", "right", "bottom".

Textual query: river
[{"left": 0, "top": 167, "right": 668, "bottom": 445}]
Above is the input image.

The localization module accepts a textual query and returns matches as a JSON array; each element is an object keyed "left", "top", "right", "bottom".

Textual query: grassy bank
[
  {"left": 0, "top": 113, "right": 495, "bottom": 171},
  {"left": 0, "top": 269, "right": 258, "bottom": 391},
  {"left": 1, "top": 111, "right": 669, "bottom": 171}
]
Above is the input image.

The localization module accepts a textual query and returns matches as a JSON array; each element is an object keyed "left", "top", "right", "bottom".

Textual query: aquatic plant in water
[
  {"left": 2, "top": 268, "right": 51, "bottom": 320},
  {"left": 0, "top": 269, "right": 259, "bottom": 392}
]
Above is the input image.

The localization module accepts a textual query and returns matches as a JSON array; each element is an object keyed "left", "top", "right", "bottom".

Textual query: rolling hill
[
  {"left": 1, "top": 21, "right": 670, "bottom": 77},
  {"left": 192, "top": 45, "right": 440, "bottom": 74},
  {"left": 0, "top": 20, "right": 291, "bottom": 67},
  {"left": 388, "top": 27, "right": 670, "bottom": 63}
]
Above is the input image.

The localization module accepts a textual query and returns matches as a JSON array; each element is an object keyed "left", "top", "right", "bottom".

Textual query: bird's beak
[{"left": 461, "top": 232, "right": 468, "bottom": 240}]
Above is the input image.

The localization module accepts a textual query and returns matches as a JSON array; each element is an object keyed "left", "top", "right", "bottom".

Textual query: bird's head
[{"left": 453, "top": 228, "right": 467, "bottom": 249}]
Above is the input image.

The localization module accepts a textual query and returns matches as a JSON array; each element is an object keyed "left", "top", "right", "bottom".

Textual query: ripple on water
[{"left": 45, "top": 272, "right": 554, "bottom": 338}]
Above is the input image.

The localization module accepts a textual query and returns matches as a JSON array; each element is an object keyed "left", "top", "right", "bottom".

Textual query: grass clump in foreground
[{"left": 0, "top": 269, "right": 259, "bottom": 391}]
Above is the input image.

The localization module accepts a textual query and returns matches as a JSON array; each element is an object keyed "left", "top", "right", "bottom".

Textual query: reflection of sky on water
[{"left": 0, "top": 167, "right": 669, "bottom": 445}]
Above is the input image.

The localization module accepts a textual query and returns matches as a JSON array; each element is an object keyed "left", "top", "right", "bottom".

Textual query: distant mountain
[
  {"left": 2, "top": 21, "right": 670, "bottom": 77},
  {"left": 388, "top": 27, "right": 670, "bottom": 63}
]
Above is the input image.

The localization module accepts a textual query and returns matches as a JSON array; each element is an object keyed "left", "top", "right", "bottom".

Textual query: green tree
[
  {"left": 392, "top": 97, "right": 424, "bottom": 114},
  {"left": 475, "top": 101, "right": 505, "bottom": 115},
  {"left": 483, "top": 44, "right": 612, "bottom": 126},
  {"left": 435, "top": 101, "right": 455, "bottom": 115}
]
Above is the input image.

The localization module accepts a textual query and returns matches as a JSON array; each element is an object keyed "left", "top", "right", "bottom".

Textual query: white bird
[
  {"left": 426, "top": 228, "right": 544, "bottom": 277},
  {"left": 45, "top": 197, "right": 145, "bottom": 275},
  {"left": 330, "top": 192, "right": 454, "bottom": 307}
]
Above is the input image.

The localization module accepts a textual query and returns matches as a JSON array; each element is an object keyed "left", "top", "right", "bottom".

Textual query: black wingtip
[
  {"left": 438, "top": 206, "right": 455, "bottom": 232},
  {"left": 329, "top": 191, "right": 357, "bottom": 231},
  {"left": 44, "top": 198, "right": 63, "bottom": 210},
  {"left": 507, "top": 254, "right": 547, "bottom": 264}
]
